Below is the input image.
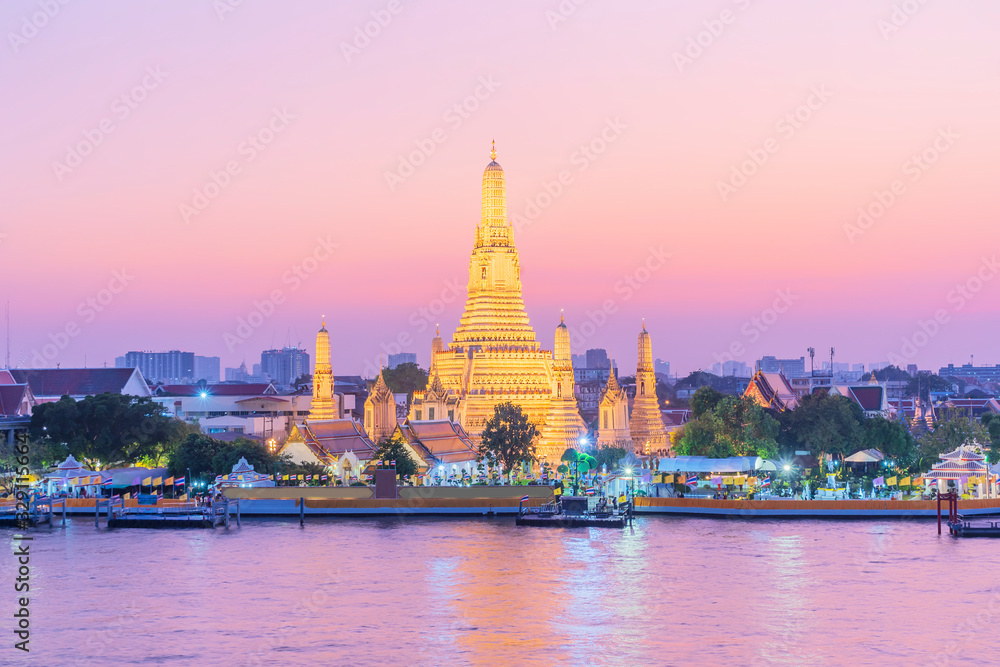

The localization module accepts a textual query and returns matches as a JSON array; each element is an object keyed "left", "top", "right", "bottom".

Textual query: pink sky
[{"left": 2, "top": 0, "right": 999, "bottom": 377}]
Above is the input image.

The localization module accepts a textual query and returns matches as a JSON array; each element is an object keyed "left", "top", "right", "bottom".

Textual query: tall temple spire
[
  {"left": 311, "top": 318, "right": 336, "bottom": 420},
  {"left": 490, "top": 138, "right": 497, "bottom": 161},
  {"left": 631, "top": 321, "right": 668, "bottom": 455}
]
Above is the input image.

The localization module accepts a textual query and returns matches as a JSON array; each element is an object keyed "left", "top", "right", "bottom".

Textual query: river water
[{"left": 3, "top": 516, "right": 998, "bottom": 666}]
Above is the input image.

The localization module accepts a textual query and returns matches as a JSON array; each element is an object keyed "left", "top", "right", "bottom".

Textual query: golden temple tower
[
  {"left": 363, "top": 365, "right": 396, "bottom": 443},
  {"left": 596, "top": 354, "right": 633, "bottom": 451},
  {"left": 410, "top": 143, "right": 583, "bottom": 457},
  {"left": 629, "top": 320, "right": 668, "bottom": 455},
  {"left": 310, "top": 319, "right": 337, "bottom": 420},
  {"left": 539, "top": 313, "right": 588, "bottom": 460}
]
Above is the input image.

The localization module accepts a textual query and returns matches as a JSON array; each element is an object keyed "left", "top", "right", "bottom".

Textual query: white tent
[
  {"left": 844, "top": 449, "right": 884, "bottom": 463},
  {"left": 658, "top": 456, "right": 762, "bottom": 473}
]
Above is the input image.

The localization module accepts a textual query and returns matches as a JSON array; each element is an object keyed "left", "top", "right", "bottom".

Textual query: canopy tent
[
  {"left": 658, "top": 456, "right": 762, "bottom": 473},
  {"left": 758, "top": 460, "right": 778, "bottom": 472},
  {"left": 844, "top": 449, "right": 884, "bottom": 463}
]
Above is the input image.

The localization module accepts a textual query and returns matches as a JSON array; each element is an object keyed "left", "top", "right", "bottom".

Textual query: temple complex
[
  {"left": 595, "top": 355, "right": 633, "bottom": 451},
  {"left": 408, "top": 144, "right": 586, "bottom": 463},
  {"left": 629, "top": 321, "right": 668, "bottom": 455}
]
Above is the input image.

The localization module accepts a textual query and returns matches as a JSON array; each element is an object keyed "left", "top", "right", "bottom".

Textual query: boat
[
  {"left": 948, "top": 517, "right": 1000, "bottom": 538},
  {"left": 107, "top": 502, "right": 221, "bottom": 529},
  {"left": 516, "top": 496, "right": 627, "bottom": 528}
]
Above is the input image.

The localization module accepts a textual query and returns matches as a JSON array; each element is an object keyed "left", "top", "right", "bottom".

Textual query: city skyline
[{"left": 4, "top": 0, "right": 999, "bottom": 377}]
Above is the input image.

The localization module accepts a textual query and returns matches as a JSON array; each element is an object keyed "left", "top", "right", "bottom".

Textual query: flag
[
  {"left": 111, "top": 494, "right": 120, "bottom": 502},
  {"left": 912, "top": 477, "right": 923, "bottom": 486},
  {"left": 142, "top": 477, "right": 152, "bottom": 486},
  {"left": 179, "top": 493, "right": 188, "bottom": 501},
  {"left": 873, "top": 476, "right": 885, "bottom": 486},
  {"left": 886, "top": 476, "right": 897, "bottom": 486},
  {"left": 901, "top": 477, "right": 911, "bottom": 486},
  {"left": 686, "top": 475, "right": 698, "bottom": 486},
  {"left": 320, "top": 474, "right": 327, "bottom": 481},
  {"left": 306, "top": 475, "right": 312, "bottom": 481},
  {"left": 390, "top": 460, "right": 396, "bottom": 467},
  {"left": 165, "top": 476, "right": 174, "bottom": 486},
  {"left": 215, "top": 475, "right": 223, "bottom": 482},
  {"left": 711, "top": 476, "right": 722, "bottom": 485},
  {"left": 153, "top": 477, "right": 162, "bottom": 486},
  {"left": 520, "top": 495, "right": 530, "bottom": 502},
  {"left": 760, "top": 478, "right": 771, "bottom": 488},
  {"left": 585, "top": 488, "right": 595, "bottom": 496},
  {"left": 282, "top": 474, "right": 289, "bottom": 481},
  {"left": 723, "top": 476, "right": 734, "bottom": 485},
  {"left": 175, "top": 477, "right": 185, "bottom": 487},
  {"left": 102, "top": 477, "right": 113, "bottom": 487},
  {"left": 291, "top": 474, "right": 297, "bottom": 481}
]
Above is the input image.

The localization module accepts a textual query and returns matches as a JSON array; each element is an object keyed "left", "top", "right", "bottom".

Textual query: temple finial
[
  {"left": 436, "top": 323, "right": 440, "bottom": 336},
  {"left": 490, "top": 139, "right": 497, "bottom": 161},
  {"left": 642, "top": 317, "right": 646, "bottom": 332},
  {"left": 560, "top": 308, "right": 564, "bottom": 324}
]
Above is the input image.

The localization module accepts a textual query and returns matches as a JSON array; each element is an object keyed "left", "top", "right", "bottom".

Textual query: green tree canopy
[
  {"left": 785, "top": 393, "right": 865, "bottom": 459},
  {"left": 676, "top": 395, "right": 779, "bottom": 459},
  {"left": 873, "top": 365, "right": 911, "bottom": 382},
  {"left": 917, "top": 410, "right": 989, "bottom": 462},
  {"left": 863, "top": 417, "right": 917, "bottom": 468},
  {"left": 478, "top": 401, "right": 537, "bottom": 473},
  {"left": 380, "top": 362, "right": 428, "bottom": 402},
  {"left": 29, "top": 393, "right": 181, "bottom": 469},
  {"left": 592, "top": 446, "right": 627, "bottom": 471},
  {"left": 906, "top": 372, "right": 952, "bottom": 400},
  {"left": 372, "top": 433, "right": 419, "bottom": 478},
  {"left": 690, "top": 386, "right": 725, "bottom": 419}
]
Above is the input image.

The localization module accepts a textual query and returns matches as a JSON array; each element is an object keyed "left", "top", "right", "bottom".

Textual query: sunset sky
[{"left": 3, "top": 0, "right": 999, "bottom": 377}]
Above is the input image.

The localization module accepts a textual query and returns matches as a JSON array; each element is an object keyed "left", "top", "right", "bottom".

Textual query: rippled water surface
[{"left": 4, "top": 516, "right": 999, "bottom": 665}]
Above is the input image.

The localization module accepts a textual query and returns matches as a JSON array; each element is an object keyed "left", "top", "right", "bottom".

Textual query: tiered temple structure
[
  {"left": 408, "top": 144, "right": 586, "bottom": 462},
  {"left": 310, "top": 320, "right": 338, "bottom": 419},
  {"left": 540, "top": 313, "right": 589, "bottom": 456},
  {"left": 595, "top": 355, "right": 633, "bottom": 451},
  {"left": 363, "top": 366, "right": 395, "bottom": 443},
  {"left": 629, "top": 321, "right": 668, "bottom": 455}
]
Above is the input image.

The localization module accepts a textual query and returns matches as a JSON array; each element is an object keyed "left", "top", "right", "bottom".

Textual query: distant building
[
  {"left": 194, "top": 356, "right": 220, "bottom": 383},
  {"left": 225, "top": 362, "right": 268, "bottom": 384},
  {"left": 906, "top": 364, "right": 918, "bottom": 376},
  {"left": 574, "top": 348, "right": 618, "bottom": 385},
  {"left": 711, "top": 360, "right": 750, "bottom": 378},
  {"left": 387, "top": 352, "right": 417, "bottom": 369},
  {"left": 117, "top": 350, "right": 195, "bottom": 383},
  {"left": 571, "top": 353, "right": 586, "bottom": 368},
  {"left": 758, "top": 356, "right": 806, "bottom": 378},
  {"left": 939, "top": 364, "right": 1000, "bottom": 384},
  {"left": 585, "top": 348, "right": 611, "bottom": 369},
  {"left": 261, "top": 347, "right": 310, "bottom": 387},
  {"left": 654, "top": 358, "right": 670, "bottom": 378},
  {"left": 8, "top": 368, "right": 150, "bottom": 403}
]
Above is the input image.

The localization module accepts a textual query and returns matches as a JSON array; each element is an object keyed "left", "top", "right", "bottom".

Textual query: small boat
[
  {"left": 516, "top": 496, "right": 627, "bottom": 528},
  {"left": 948, "top": 517, "right": 1000, "bottom": 538}
]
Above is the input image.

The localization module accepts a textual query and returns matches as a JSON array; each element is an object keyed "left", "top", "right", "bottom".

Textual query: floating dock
[
  {"left": 634, "top": 497, "right": 1000, "bottom": 518},
  {"left": 948, "top": 519, "right": 1000, "bottom": 537}
]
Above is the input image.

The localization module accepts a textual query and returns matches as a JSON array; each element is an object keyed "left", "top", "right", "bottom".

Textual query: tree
[
  {"left": 592, "top": 446, "right": 627, "bottom": 472},
  {"left": 917, "top": 410, "right": 989, "bottom": 462},
  {"left": 873, "top": 365, "right": 911, "bottom": 382},
  {"left": 906, "top": 372, "right": 952, "bottom": 400},
  {"left": 372, "top": 433, "right": 419, "bottom": 478},
  {"left": 864, "top": 417, "right": 917, "bottom": 469},
  {"left": 675, "top": 396, "right": 779, "bottom": 459},
  {"left": 380, "top": 362, "right": 428, "bottom": 402},
  {"left": 690, "top": 386, "right": 724, "bottom": 419},
  {"left": 981, "top": 414, "right": 1000, "bottom": 464},
  {"left": 478, "top": 402, "right": 537, "bottom": 479},
  {"left": 785, "top": 393, "right": 865, "bottom": 460},
  {"left": 29, "top": 393, "right": 181, "bottom": 469},
  {"left": 210, "top": 437, "right": 277, "bottom": 477}
]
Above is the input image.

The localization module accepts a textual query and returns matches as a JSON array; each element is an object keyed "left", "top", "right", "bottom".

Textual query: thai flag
[
  {"left": 760, "top": 478, "right": 771, "bottom": 487},
  {"left": 111, "top": 494, "right": 120, "bottom": 502},
  {"left": 102, "top": 478, "right": 113, "bottom": 487},
  {"left": 585, "top": 488, "right": 595, "bottom": 496},
  {"left": 306, "top": 475, "right": 312, "bottom": 481},
  {"left": 686, "top": 475, "right": 698, "bottom": 486},
  {"left": 320, "top": 475, "right": 327, "bottom": 481},
  {"left": 215, "top": 475, "right": 222, "bottom": 482},
  {"left": 175, "top": 477, "right": 185, "bottom": 487},
  {"left": 520, "top": 495, "right": 530, "bottom": 502}
]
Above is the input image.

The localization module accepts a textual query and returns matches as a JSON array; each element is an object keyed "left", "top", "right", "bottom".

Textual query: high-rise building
[
  {"left": 654, "top": 358, "right": 670, "bottom": 378},
  {"left": 260, "top": 347, "right": 310, "bottom": 387},
  {"left": 119, "top": 350, "right": 195, "bottom": 383},
  {"left": 408, "top": 143, "right": 586, "bottom": 460},
  {"left": 758, "top": 356, "right": 806, "bottom": 378},
  {"left": 939, "top": 364, "right": 1000, "bottom": 383},
  {"left": 194, "top": 356, "right": 220, "bottom": 383},
  {"left": 387, "top": 352, "right": 417, "bottom": 369},
  {"left": 586, "top": 348, "right": 611, "bottom": 369}
]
